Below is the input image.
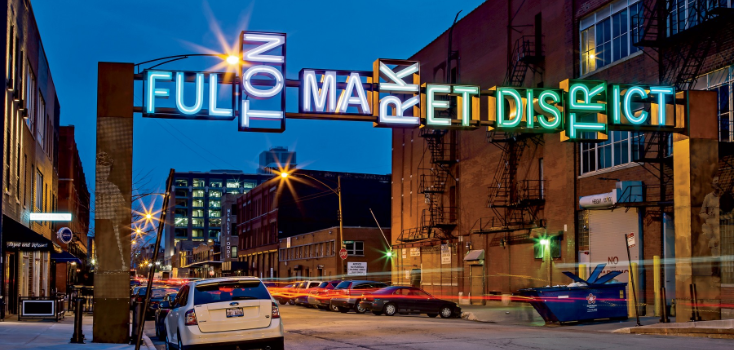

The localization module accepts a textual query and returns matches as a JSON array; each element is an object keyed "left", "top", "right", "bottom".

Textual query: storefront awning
[
  {"left": 51, "top": 251, "right": 82, "bottom": 264},
  {"left": 464, "top": 249, "right": 485, "bottom": 261},
  {"left": 3, "top": 215, "right": 57, "bottom": 252}
]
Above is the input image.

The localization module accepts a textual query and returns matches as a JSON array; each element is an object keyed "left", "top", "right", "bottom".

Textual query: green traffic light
[{"left": 386, "top": 251, "right": 393, "bottom": 258}]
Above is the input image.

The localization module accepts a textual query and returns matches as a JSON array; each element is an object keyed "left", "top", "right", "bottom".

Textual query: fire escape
[
  {"left": 397, "top": 128, "right": 458, "bottom": 242},
  {"left": 481, "top": 34, "right": 546, "bottom": 232},
  {"left": 632, "top": 0, "right": 734, "bottom": 220}
]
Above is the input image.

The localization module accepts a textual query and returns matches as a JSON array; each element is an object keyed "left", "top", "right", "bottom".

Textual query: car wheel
[
  {"left": 329, "top": 303, "right": 339, "bottom": 312},
  {"left": 337, "top": 306, "right": 349, "bottom": 313},
  {"left": 439, "top": 306, "right": 453, "bottom": 318},
  {"left": 288, "top": 299, "right": 295, "bottom": 305},
  {"left": 354, "top": 303, "right": 367, "bottom": 314},
  {"left": 371, "top": 311, "right": 382, "bottom": 316},
  {"left": 278, "top": 299, "right": 287, "bottom": 305},
  {"left": 384, "top": 303, "right": 397, "bottom": 316},
  {"left": 427, "top": 313, "right": 438, "bottom": 318}
]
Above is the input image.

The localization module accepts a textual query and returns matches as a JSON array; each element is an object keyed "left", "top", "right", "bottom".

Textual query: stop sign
[{"left": 339, "top": 248, "right": 348, "bottom": 260}]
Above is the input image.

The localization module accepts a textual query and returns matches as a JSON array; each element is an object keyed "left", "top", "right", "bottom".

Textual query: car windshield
[
  {"left": 409, "top": 289, "right": 431, "bottom": 297},
  {"left": 193, "top": 281, "right": 271, "bottom": 305},
  {"left": 335, "top": 281, "right": 352, "bottom": 289},
  {"left": 151, "top": 289, "right": 176, "bottom": 298},
  {"left": 318, "top": 282, "right": 329, "bottom": 288}
]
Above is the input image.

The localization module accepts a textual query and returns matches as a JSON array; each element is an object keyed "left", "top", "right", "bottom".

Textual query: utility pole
[{"left": 338, "top": 176, "right": 344, "bottom": 277}]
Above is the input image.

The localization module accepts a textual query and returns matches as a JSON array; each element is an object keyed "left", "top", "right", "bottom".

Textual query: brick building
[
  {"left": 237, "top": 169, "right": 391, "bottom": 279},
  {"left": 1, "top": 0, "right": 63, "bottom": 315},
  {"left": 278, "top": 226, "right": 392, "bottom": 281},
  {"left": 391, "top": 0, "right": 734, "bottom": 321}
]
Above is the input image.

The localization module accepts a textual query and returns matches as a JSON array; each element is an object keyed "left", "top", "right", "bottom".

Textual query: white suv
[{"left": 163, "top": 277, "right": 284, "bottom": 350}]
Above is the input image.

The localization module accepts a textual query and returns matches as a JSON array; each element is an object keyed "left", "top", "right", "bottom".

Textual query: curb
[{"left": 615, "top": 327, "right": 734, "bottom": 339}]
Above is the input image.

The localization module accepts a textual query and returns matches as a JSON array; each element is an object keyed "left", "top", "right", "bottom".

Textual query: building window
[
  {"left": 209, "top": 210, "right": 221, "bottom": 218},
  {"left": 192, "top": 190, "right": 205, "bottom": 198},
  {"left": 175, "top": 217, "right": 188, "bottom": 227},
  {"left": 231, "top": 247, "right": 238, "bottom": 258},
  {"left": 668, "top": 0, "right": 731, "bottom": 36},
  {"left": 192, "top": 229, "right": 203, "bottom": 238},
  {"left": 226, "top": 180, "right": 239, "bottom": 188},
  {"left": 209, "top": 200, "right": 221, "bottom": 208},
  {"left": 210, "top": 180, "right": 222, "bottom": 188},
  {"left": 695, "top": 66, "right": 733, "bottom": 142},
  {"left": 578, "top": 210, "right": 590, "bottom": 251},
  {"left": 209, "top": 218, "right": 221, "bottom": 227},
  {"left": 34, "top": 170, "right": 43, "bottom": 211},
  {"left": 580, "top": 132, "right": 643, "bottom": 174},
  {"left": 37, "top": 94, "right": 45, "bottom": 148},
  {"left": 175, "top": 189, "right": 188, "bottom": 197},
  {"left": 193, "top": 178, "right": 205, "bottom": 188},
  {"left": 175, "top": 179, "right": 188, "bottom": 187},
  {"left": 175, "top": 229, "right": 188, "bottom": 237},
  {"left": 192, "top": 209, "right": 204, "bottom": 218},
  {"left": 192, "top": 218, "right": 204, "bottom": 227},
  {"left": 192, "top": 199, "right": 204, "bottom": 207},
  {"left": 209, "top": 190, "right": 222, "bottom": 198},
  {"left": 208, "top": 230, "right": 220, "bottom": 241},
  {"left": 25, "top": 61, "right": 36, "bottom": 132},
  {"left": 345, "top": 241, "right": 364, "bottom": 256},
  {"left": 227, "top": 189, "right": 240, "bottom": 195},
  {"left": 579, "top": 0, "right": 643, "bottom": 75}
]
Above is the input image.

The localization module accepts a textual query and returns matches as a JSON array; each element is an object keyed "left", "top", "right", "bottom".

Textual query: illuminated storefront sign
[
  {"left": 140, "top": 31, "right": 685, "bottom": 141},
  {"left": 29, "top": 213, "right": 72, "bottom": 221}
]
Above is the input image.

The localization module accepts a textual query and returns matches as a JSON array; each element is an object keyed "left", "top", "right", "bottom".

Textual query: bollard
[
  {"left": 660, "top": 287, "right": 670, "bottom": 323},
  {"left": 653, "top": 256, "right": 661, "bottom": 317},
  {"left": 70, "top": 298, "right": 85, "bottom": 344},
  {"left": 130, "top": 300, "right": 143, "bottom": 343}
]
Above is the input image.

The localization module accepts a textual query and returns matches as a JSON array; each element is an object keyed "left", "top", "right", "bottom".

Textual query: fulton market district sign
[{"left": 141, "top": 31, "right": 686, "bottom": 141}]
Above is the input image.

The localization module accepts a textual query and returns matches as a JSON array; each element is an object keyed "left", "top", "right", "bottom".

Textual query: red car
[{"left": 306, "top": 280, "right": 341, "bottom": 309}]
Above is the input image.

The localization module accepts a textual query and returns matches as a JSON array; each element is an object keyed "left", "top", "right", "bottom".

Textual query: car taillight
[
  {"left": 184, "top": 309, "right": 197, "bottom": 325},
  {"left": 272, "top": 302, "right": 280, "bottom": 319},
  {"left": 345, "top": 289, "right": 350, "bottom": 296},
  {"left": 136, "top": 296, "right": 143, "bottom": 303}
]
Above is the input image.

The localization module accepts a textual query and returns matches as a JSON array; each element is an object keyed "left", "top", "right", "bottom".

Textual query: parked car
[
  {"left": 162, "top": 277, "right": 284, "bottom": 350},
  {"left": 146, "top": 288, "right": 178, "bottom": 319},
  {"left": 329, "top": 280, "right": 389, "bottom": 313},
  {"left": 154, "top": 292, "right": 178, "bottom": 339},
  {"left": 293, "top": 281, "right": 322, "bottom": 306},
  {"left": 307, "top": 280, "right": 341, "bottom": 309},
  {"left": 358, "top": 286, "right": 461, "bottom": 318},
  {"left": 272, "top": 284, "right": 294, "bottom": 305}
]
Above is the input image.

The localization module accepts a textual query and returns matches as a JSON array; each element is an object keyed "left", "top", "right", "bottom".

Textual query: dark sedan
[
  {"left": 145, "top": 288, "right": 178, "bottom": 319},
  {"left": 154, "top": 292, "right": 177, "bottom": 339},
  {"left": 358, "top": 286, "right": 461, "bottom": 318}
]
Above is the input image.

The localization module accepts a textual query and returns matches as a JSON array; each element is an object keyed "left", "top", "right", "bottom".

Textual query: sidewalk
[
  {"left": 614, "top": 318, "right": 734, "bottom": 339},
  {"left": 0, "top": 313, "right": 154, "bottom": 350}
]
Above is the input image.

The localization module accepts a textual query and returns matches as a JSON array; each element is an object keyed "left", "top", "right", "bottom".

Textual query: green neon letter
[
  {"left": 426, "top": 84, "right": 451, "bottom": 126},
  {"left": 526, "top": 90, "right": 535, "bottom": 129},
  {"left": 537, "top": 90, "right": 562, "bottom": 130},
  {"left": 566, "top": 113, "right": 606, "bottom": 140},
  {"left": 650, "top": 86, "right": 675, "bottom": 125},
  {"left": 568, "top": 83, "right": 605, "bottom": 112},
  {"left": 497, "top": 88, "right": 523, "bottom": 128},
  {"left": 146, "top": 71, "right": 172, "bottom": 114},
  {"left": 610, "top": 85, "right": 621, "bottom": 124},
  {"left": 623, "top": 86, "right": 649, "bottom": 125},
  {"left": 453, "top": 85, "right": 479, "bottom": 127}
]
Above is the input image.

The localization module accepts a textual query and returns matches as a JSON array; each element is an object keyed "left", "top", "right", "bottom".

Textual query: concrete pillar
[
  {"left": 93, "top": 62, "right": 134, "bottom": 342},
  {"left": 673, "top": 90, "right": 720, "bottom": 322}
]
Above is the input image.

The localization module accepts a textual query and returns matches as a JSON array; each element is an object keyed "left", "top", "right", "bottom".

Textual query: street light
[
  {"left": 226, "top": 55, "right": 239, "bottom": 65},
  {"left": 277, "top": 169, "right": 345, "bottom": 276}
]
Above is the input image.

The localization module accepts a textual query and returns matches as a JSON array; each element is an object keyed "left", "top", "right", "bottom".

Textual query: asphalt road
[{"left": 145, "top": 304, "right": 734, "bottom": 350}]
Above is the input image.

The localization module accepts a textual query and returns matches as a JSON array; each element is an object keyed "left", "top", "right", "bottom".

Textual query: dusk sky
[{"left": 32, "top": 0, "right": 484, "bottom": 231}]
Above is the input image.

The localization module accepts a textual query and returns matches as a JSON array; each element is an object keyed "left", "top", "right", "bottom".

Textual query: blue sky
[{"left": 32, "top": 0, "right": 484, "bottom": 228}]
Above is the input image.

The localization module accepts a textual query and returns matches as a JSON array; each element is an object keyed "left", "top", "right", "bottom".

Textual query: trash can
[{"left": 518, "top": 264, "right": 628, "bottom": 324}]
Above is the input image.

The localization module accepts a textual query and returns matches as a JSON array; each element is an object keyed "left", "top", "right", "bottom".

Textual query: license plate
[{"left": 226, "top": 308, "right": 244, "bottom": 318}]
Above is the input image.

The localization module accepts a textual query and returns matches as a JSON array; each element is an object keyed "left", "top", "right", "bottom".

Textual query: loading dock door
[
  {"left": 470, "top": 265, "right": 484, "bottom": 305},
  {"left": 588, "top": 209, "right": 640, "bottom": 283}
]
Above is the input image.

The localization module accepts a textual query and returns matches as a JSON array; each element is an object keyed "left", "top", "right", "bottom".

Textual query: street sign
[
  {"left": 339, "top": 248, "right": 348, "bottom": 260},
  {"left": 626, "top": 233, "right": 636, "bottom": 248},
  {"left": 57, "top": 227, "right": 73, "bottom": 244},
  {"left": 347, "top": 262, "right": 367, "bottom": 276}
]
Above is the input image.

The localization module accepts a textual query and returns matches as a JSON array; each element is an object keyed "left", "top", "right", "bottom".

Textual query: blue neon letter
[
  {"left": 209, "top": 73, "right": 233, "bottom": 117},
  {"left": 176, "top": 72, "right": 205, "bottom": 115},
  {"left": 146, "top": 71, "right": 172, "bottom": 114}
]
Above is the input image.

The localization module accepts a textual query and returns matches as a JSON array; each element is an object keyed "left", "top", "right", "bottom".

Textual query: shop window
[
  {"left": 579, "top": 0, "right": 644, "bottom": 75},
  {"left": 345, "top": 241, "right": 364, "bottom": 256},
  {"left": 210, "top": 179, "right": 223, "bottom": 188},
  {"left": 175, "top": 179, "right": 188, "bottom": 187},
  {"left": 193, "top": 178, "right": 205, "bottom": 188},
  {"left": 580, "top": 132, "right": 643, "bottom": 174}
]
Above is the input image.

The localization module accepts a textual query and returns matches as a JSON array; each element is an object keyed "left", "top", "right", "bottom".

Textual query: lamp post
[{"left": 279, "top": 171, "right": 344, "bottom": 276}]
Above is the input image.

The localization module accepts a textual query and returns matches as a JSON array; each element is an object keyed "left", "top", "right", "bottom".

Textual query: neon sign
[{"left": 140, "top": 31, "right": 685, "bottom": 142}]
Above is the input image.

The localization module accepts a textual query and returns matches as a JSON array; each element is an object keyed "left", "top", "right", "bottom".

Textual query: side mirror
[{"left": 160, "top": 301, "right": 171, "bottom": 309}]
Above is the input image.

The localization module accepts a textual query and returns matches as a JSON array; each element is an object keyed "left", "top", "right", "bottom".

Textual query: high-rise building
[
  {"left": 258, "top": 146, "right": 296, "bottom": 173},
  {"left": 164, "top": 170, "right": 272, "bottom": 268}
]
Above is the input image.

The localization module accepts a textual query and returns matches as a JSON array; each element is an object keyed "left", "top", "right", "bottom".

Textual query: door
[
  {"left": 588, "top": 209, "right": 640, "bottom": 283},
  {"left": 166, "top": 285, "right": 188, "bottom": 343},
  {"left": 408, "top": 288, "right": 434, "bottom": 312},
  {"left": 470, "top": 265, "right": 484, "bottom": 305}
]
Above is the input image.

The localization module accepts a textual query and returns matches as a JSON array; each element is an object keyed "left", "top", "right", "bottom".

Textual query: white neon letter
[
  {"left": 208, "top": 73, "right": 232, "bottom": 117},
  {"left": 650, "top": 86, "right": 675, "bottom": 125},
  {"left": 453, "top": 85, "right": 479, "bottom": 127},
  {"left": 146, "top": 71, "right": 172, "bottom": 114},
  {"left": 337, "top": 73, "right": 371, "bottom": 114},
  {"left": 175, "top": 72, "right": 204, "bottom": 115},
  {"left": 379, "top": 62, "right": 419, "bottom": 92},
  {"left": 242, "top": 33, "right": 285, "bottom": 63},
  {"left": 426, "top": 84, "right": 451, "bottom": 126},
  {"left": 240, "top": 100, "right": 283, "bottom": 128},
  {"left": 379, "top": 95, "right": 420, "bottom": 125},
  {"left": 243, "top": 65, "right": 284, "bottom": 100},
  {"left": 302, "top": 70, "right": 336, "bottom": 113}
]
